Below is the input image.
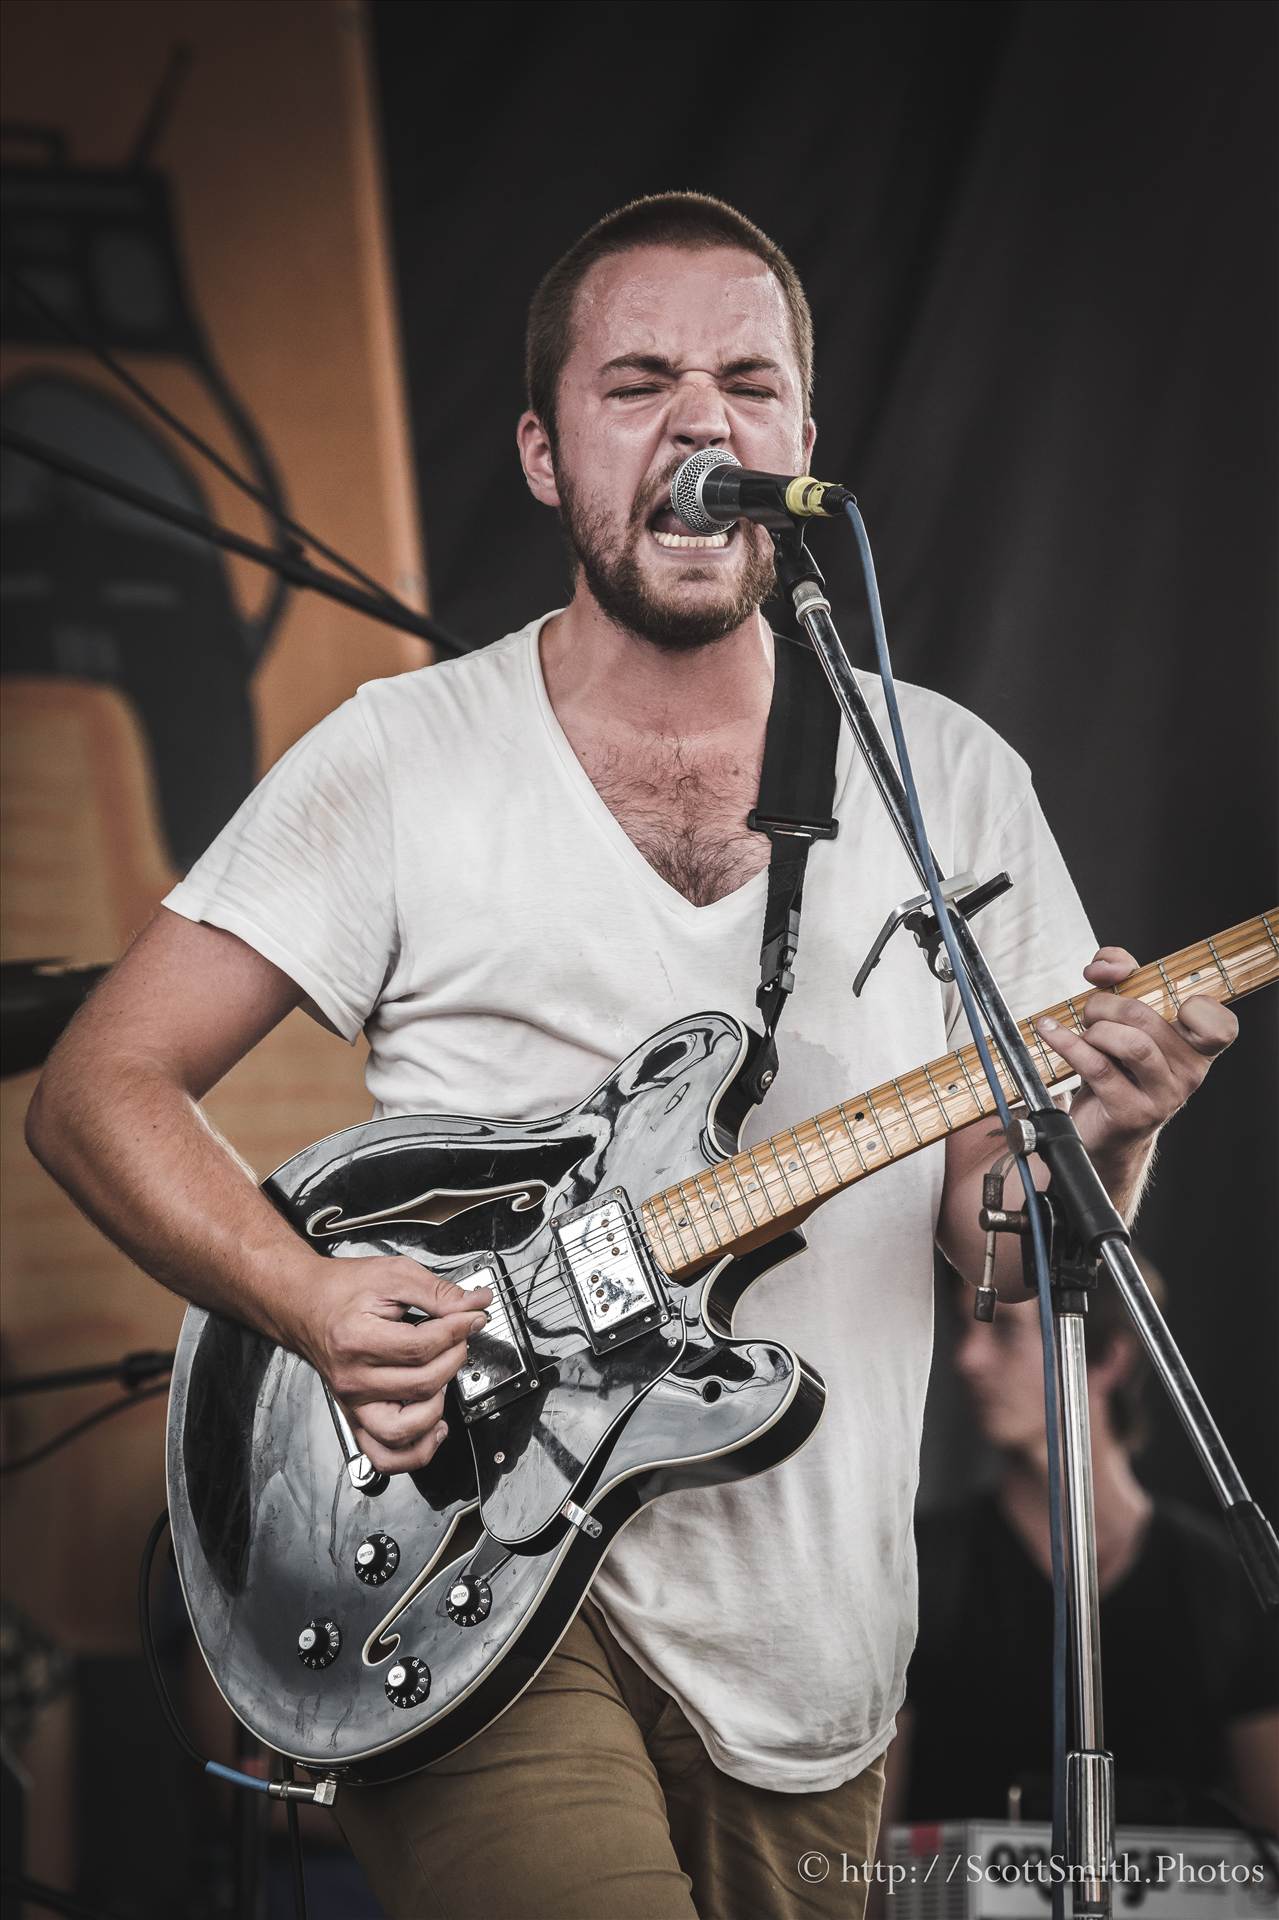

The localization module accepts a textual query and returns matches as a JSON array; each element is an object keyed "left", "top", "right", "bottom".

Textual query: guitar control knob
[
  {"left": 354, "top": 1532, "right": 400, "bottom": 1585},
  {"left": 297, "top": 1620, "right": 341, "bottom": 1670},
  {"left": 445, "top": 1574, "right": 492, "bottom": 1627},
  {"left": 384, "top": 1657, "right": 431, "bottom": 1709}
]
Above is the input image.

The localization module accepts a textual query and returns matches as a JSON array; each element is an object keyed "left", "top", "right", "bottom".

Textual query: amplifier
[{"left": 878, "top": 1823, "right": 1277, "bottom": 1920}]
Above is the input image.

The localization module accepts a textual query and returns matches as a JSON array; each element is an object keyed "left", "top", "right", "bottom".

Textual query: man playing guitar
[{"left": 26, "top": 194, "right": 1238, "bottom": 1919}]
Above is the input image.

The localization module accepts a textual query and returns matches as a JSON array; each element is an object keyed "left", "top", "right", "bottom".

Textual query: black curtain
[{"left": 373, "top": 0, "right": 1277, "bottom": 1513}]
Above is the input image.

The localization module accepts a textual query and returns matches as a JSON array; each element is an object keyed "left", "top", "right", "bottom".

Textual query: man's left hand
[{"left": 1035, "top": 947, "right": 1238, "bottom": 1157}]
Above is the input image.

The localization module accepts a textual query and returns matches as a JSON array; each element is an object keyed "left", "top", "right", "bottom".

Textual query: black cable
[
  {"left": 0, "top": 1349, "right": 175, "bottom": 1397},
  {"left": 0, "top": 1873, "right": 114, "bottom": 1920},
  {"left": 137, "top": 1508, "right": 206, "bottom": 1766},
  {"left": 10, "top": 272, "right": 403, "bottom": 615},
  {"left": 0, "top": 1381, "right": 169, "bottom": 1476},
  {"left": 281, "top": 1759, "right": 309, "bottom": 1920}
]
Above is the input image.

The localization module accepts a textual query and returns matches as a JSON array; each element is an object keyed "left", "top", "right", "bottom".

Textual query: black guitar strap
[{"left": 742, "top": 632, "right": 841, "bottom": 1100}]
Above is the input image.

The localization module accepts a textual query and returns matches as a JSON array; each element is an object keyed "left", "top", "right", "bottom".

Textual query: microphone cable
[
  {"left": 0, "top": 1381, "right": 170, "bottom": 1477},
  {"left": 139, "top": 1510, "right": 318, "bottom": 1920},
  {"left": 840, "top": 499, "right": 1071, "bottom": 1915}
]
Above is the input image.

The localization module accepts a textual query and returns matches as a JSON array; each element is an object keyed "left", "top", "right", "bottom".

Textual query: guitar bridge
[{"left": 553, "top": 1188, "right": 671, "bottom": 1355}]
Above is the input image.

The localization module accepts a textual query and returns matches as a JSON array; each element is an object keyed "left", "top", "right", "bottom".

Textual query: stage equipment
[
  {"left": 760, "top": 504, "right": 1279, "bottom": 1919},
  {"left": 669, "top": 446, "right": 853, "bottom": 532},
  {"left": 882, "top": 1823, "right": 1277, "bottom": 1920},
  {"left": 164, "top": 912, "right": 1276, "bottom": 1789},
  {"left": 0, "top": 959, "right": 109, "bottom": 1077}
]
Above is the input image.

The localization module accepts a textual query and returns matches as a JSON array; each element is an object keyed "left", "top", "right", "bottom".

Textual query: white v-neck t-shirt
[{"left": 165, "top": 613, "right": 1095, "bottom": 1791}]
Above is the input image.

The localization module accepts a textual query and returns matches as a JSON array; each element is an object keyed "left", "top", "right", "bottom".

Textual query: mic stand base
[{"left": 1068, "top": 1750, "right": 1116, "bottom": 1919}]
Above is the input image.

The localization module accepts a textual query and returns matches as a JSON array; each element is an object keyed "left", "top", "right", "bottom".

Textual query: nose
[{"left": 666, "top": 373, "right": 732, "bottom": 452}]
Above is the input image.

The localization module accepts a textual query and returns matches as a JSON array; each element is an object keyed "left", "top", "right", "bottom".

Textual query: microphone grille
[{"left": 670, "top": 448, "right": 741, "bottom": 535}]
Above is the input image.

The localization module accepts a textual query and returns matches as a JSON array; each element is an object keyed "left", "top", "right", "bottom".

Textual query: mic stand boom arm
[
  {"left": 0, "top": 425, "right": 465, "bottom": 656},
  {"left": 770, "top": 527, "right": 1279, "bottom": 1916}
]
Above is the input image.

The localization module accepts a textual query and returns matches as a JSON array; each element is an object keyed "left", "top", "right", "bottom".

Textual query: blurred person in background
[{"left": 886, "top": 1257, "right": 1279, "bottom": 1835}]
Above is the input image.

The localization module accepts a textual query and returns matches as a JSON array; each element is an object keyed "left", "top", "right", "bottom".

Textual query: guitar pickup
[
  {"left": 552, "top": 1188, "right": 671, "bottom": 1356},
  {"left": 438, "top": 1254, "right": 538, "bottom": 1425}
]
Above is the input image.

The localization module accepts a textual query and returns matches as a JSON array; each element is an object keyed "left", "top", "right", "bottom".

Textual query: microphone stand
[
  {"left": 0, "top": 425, "right": 466, "bottom": 657},
  {"left": 770, "top": 528, "right": 1279, "bottom": 1916}
]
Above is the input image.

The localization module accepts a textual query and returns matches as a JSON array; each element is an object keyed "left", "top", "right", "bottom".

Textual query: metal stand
[{"left": 770, "top": 527, "right": 1279, "bottom": 1914}]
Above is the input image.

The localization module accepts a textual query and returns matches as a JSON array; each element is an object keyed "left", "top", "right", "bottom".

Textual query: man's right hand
[{"left": 293, "top": 1255, "right": 493, "bottom": 1474}]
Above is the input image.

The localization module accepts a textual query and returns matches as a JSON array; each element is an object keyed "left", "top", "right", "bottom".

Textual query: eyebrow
[{"left": 599, "top": 353, "right": 783, "bottom": 381}]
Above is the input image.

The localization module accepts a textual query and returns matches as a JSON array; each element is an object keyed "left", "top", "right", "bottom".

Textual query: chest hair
[{"left": 578, "top": 734, "right": 770, "bottom": 907}]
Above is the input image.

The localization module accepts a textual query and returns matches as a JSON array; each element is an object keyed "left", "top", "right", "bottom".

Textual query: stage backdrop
[
  {"left": 1, "top": 0, "right": 426, "bottom": 1676},
  {"left": 372, "top": 0, "right": 1278, "bottom": 1516}
]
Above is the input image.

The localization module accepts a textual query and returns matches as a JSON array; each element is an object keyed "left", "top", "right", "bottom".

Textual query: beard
[{"left": 556, "top": 460, "right": 777, "bottom": 652}]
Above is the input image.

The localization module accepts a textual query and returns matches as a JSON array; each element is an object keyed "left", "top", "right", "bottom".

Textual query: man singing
[{"left": 25, "top": 193, "right": 1237, "bottom": 1920}]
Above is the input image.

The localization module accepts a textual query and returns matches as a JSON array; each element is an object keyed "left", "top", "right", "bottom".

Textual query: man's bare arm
[{"left": 24, "top": 908, "right": 489, "bottom": 1472}]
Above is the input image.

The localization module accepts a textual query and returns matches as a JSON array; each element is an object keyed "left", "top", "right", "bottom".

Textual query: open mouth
[{"left": 645, "top": 504, "right": 736, "bottom": 551}]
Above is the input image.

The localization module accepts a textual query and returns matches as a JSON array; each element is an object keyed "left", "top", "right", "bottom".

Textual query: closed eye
[{"left": 610, "top": 384, "right": 776, "bottom": 401}]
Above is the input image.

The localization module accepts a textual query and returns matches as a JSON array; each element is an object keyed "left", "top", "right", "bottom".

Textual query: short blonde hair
[{"left": 525, "top": 191, "right": 814, "bottom": 443}]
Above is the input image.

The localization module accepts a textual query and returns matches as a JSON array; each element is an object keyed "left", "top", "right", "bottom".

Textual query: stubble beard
[{"left": 556, "top": 462, "right": 777, "bottom": 653}]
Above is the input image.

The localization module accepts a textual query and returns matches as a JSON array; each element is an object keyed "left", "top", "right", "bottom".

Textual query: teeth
[{"left": 651, "top": 529, "right": 731, "bottom": 549}]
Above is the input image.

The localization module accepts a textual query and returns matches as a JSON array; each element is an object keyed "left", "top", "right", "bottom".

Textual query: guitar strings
[
  {"left": 387, "top": 920, "right": 1271, "bottom": 1324},
  {"left": 346, "top": 922, "right": 1269, "bottom": 1333},
  {"left": 438, "top": 916, "right": 1269, "bottom": 1311}
]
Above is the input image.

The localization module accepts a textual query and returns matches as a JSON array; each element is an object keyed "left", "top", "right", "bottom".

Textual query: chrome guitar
[{"left": 166, "top": 912, "right": 1277, "bottom": 1782}]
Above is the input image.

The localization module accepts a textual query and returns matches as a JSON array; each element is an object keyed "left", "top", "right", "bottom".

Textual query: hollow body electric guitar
[{"left": 167, "top": 912, "right": 1277, "bottom": 1782}]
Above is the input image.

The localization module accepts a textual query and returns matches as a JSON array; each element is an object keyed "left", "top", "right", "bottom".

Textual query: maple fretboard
[{"left": 640, "top": 910, "right": 1279, "bottom": 1278}]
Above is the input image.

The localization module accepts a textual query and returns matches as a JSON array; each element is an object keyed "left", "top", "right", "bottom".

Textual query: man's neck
[
  {"left": 998, "top": 1429, "right": 1153, "bottom": 1593},
  {"left": 539, "top": 584, "right": 774, "bottom": 744}
]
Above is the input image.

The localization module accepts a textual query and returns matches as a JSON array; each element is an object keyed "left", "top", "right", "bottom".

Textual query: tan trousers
[{"left": 337, "top": 1599, "right": 886, "bottom": 1920}]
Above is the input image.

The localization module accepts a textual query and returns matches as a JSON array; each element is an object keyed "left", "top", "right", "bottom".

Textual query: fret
[
  {"left": 743, "top": 1146, "right": 779, "bottom": 1219},
  {"left": 678, "top": 1180, "right": 715, "bottom": 1256},
  {"left": 658, "top": 1191, "right": 695, "bottom": 1266},
  {"left": 788, "top": 1127, "right": 823, "bottom": 1201},
  {"left": 956, "top": 1047, "right": 986, "bottom": 1116},
  {"left": 692, "top": 1174, "right": 726, "bottom": 1249},
  {"left": 1029, "top": 1022, "right": 1059, "bottom": 1083},
  {"left": 834, "top": 1105, "right": 870, "bottom": 1175},
  {"left": 1263, "top": 915, "right": 1279, "bottom": 960},
  {"left": 638, "top": 1204, "right": 665, "bottom": 1270},
  {"left": 922, "top": 1065, "right": 953, "bottom": 1131},
  {"left": 727, "top": 1153, "right": 765, "bottom": 1226},
  {"left": 891, "top": 1077, "right": 923, "bottom": 1146},
  {"left": 767, "top": 1140, "right": 802, "bottom": 1208},
  {"left": 864, "top": 1092, "right": 895, "bottom": 1163},
  {"left": 1204, "top": 937, "right": 1234, "bottom": 996},
  {"left": 669, "top": 1184, "right": 709, "bottom": 1257},
  {"left": 707, "top": 1160, "right": 737, "bottom": 1229},
  {"left": 812, "top": 1111, "right": 845, "bottom": 1182},
  {"left": 1155, "top": 959, "right": 1181, "bottom": 1014},
  {"left": 1063, "top": 995, "right": 1087, "bottom": 1035}
]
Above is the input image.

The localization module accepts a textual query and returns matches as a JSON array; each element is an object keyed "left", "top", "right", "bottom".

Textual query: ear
[
  {"left": 802, "top": 414, "right": 817, "bottom": 470},
  {"left": 518, "top": 411, "right": 561, "bottom": 509}
]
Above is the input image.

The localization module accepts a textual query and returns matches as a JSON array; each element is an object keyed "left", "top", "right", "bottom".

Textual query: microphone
[{"left": 669, "top": 448, "right": 854, "bottom": 535}]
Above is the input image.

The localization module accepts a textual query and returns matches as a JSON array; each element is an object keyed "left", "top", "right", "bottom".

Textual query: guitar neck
[{"left": 642, "top": 909, "right": 1279, "bottom": 1280}]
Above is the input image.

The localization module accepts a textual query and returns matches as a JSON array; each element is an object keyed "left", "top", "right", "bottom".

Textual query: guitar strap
[{"left": 741, "top": 632, "right": 841, "bottom": 1100}]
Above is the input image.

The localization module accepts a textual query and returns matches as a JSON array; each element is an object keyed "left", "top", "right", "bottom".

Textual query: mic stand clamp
[{"left": 853, "top": 870, "right": 1013, "bottom": 997}]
